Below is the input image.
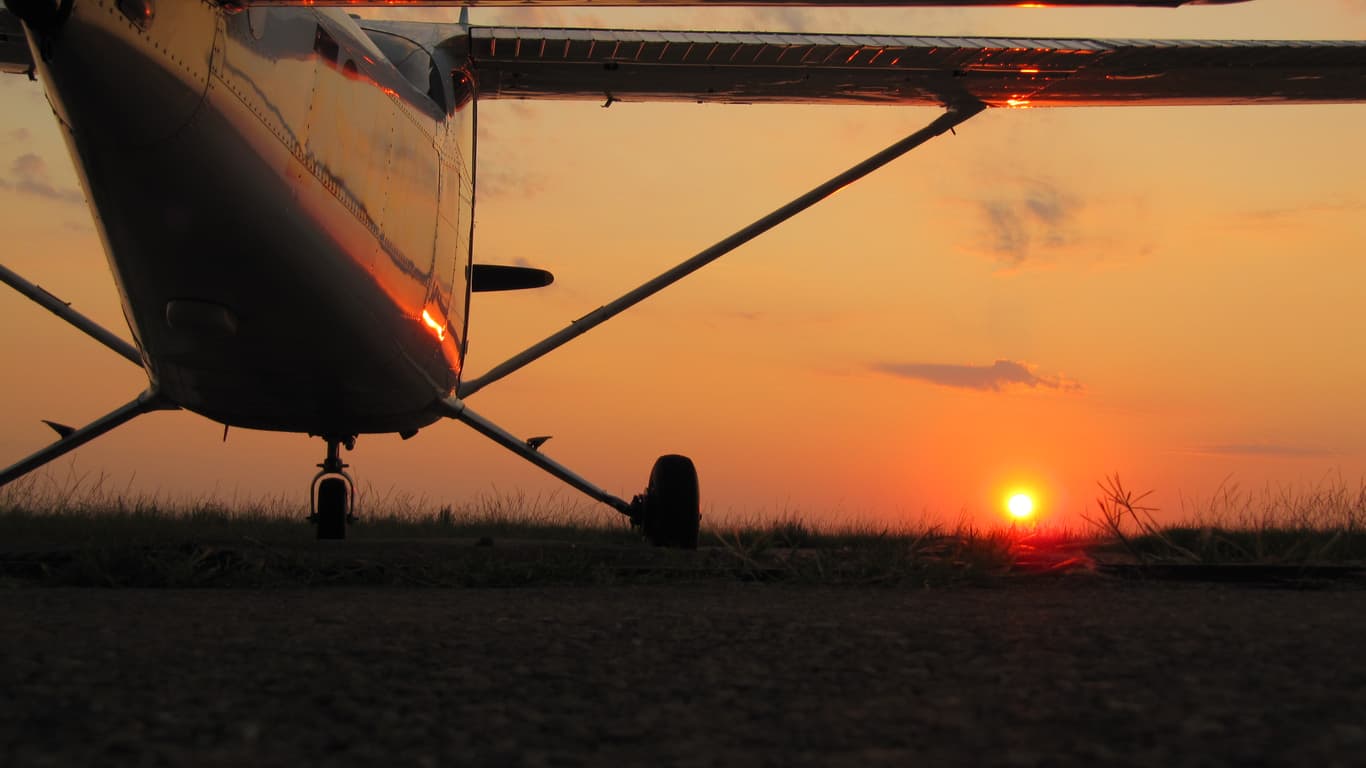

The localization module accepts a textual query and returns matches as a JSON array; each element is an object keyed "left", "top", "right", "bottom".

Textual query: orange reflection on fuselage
[{"left": 421, "top": 308, "right": 446, "bottom": 341}]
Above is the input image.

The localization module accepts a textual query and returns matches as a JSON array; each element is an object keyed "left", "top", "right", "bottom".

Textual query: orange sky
[{"left": 2, "top": 1, "right": 1364, "bottom": 528}]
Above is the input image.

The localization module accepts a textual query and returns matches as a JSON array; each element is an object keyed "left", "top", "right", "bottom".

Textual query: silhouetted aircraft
[{"left": 1, "top": 0, "right": 1362, "bottom": 545}]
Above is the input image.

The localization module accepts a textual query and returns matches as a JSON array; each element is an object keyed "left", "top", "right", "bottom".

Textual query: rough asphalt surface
[{"left": 3, "top": 581, "right": 1365, "bottom": 766}]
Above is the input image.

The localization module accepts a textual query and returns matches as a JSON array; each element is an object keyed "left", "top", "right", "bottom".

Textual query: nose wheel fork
[{"left": 309, "top": 437, "right": 356, "bottom": 540}]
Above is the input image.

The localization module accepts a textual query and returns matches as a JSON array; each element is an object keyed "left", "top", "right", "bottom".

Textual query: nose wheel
[{"left": 309, "top": 437, "right": 356, "bottom": 540}]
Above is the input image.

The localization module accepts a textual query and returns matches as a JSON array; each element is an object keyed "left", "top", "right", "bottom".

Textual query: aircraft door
[
  {"left": 431, "top": 155, "right": 461, "bottom": 334},
  {"left": 432, "top": 75, "right": 475, "bottom": 362}
]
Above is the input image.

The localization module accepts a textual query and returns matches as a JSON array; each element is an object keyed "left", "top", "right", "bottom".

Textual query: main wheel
[
  {"left": 315, "top": 476, "right": 348, "bottom": 540},
  {"left": 639, "top": 455, "right": 700, "bottom": 549}
]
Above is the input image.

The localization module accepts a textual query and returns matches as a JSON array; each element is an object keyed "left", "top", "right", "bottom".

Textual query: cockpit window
[{"left": 363, "top": 30, "right": 445, "bottom": 111}]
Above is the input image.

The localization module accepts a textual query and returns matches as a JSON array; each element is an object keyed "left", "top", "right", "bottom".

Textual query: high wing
[
  {"left": 11, "top": 5, "right": 1360, "bottom": 106},
  {"left": 461, "top": 27, "right": 1366, "bottom": 107}
]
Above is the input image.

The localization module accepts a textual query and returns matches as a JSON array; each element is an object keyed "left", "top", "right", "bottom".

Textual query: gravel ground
[{"left": 3, "top": 581, "right": 1365, "bottom": 766}]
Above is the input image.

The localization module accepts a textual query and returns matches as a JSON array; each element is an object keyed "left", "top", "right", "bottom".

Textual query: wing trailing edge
[{"left": 467, "top": 27, "right": 1366, "bottom": 107}]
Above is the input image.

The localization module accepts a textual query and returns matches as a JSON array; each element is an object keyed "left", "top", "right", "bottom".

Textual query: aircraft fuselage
[{"left": 26, "top": 0, "right": 473, "bottom": 437}]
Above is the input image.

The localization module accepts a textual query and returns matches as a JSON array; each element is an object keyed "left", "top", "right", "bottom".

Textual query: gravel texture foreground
[{"left": 3, "top": 582, "right": 1365, "bottom": 766}]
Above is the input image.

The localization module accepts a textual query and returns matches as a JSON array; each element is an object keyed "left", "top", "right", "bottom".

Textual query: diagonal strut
[
  {"left": 0, "top": 262, "right": 142, "bottom": 367},
  {"left": 0, "top": 390, "right": 175, "bottom": 488},
  {"left": 458, "top": 101, "right": 986, "bottom": 398},
  {"left": 439, "top": 396, "right": 633, "bottom": 514}
]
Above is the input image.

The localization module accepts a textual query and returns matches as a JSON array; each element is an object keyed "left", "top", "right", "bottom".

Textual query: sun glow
[{"left": 1006, "top": 493, "right": 1035, "bottom": 520}]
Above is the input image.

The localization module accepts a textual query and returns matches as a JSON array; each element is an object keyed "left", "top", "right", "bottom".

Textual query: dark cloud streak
[
  {"left": 874, "top": 359, "right": 1081, "bottom": 393},
  {"left": 1235, "top": 200, "right": 1365, "bottom": 225},
  {"left": 1191, "top": 443, "right": 1330, "bottom": 459}
]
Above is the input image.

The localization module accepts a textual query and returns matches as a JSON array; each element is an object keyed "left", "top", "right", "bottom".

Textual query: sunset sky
[{"left": 1, "top": 1, "right": 1364, "bottom": 528}]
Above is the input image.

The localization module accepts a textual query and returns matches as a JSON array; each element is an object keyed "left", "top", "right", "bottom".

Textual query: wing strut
[
  {"left": 458, "top": 101, "right": 985, "bottom": 398},
  {"left": 0, "top": 261, "right": 175, "bottom": 488},
  {"left": 439, "top": 397, "right": 633, "bottom": 513},
  {"left": 0, "top": 389, "right": 175, "bottom": 487},
  {"left": 438, "top": 396, "right": 700, "bottom": 546},
  {"left": 0, "top": 262, "right": 142, "bottom": 366}
]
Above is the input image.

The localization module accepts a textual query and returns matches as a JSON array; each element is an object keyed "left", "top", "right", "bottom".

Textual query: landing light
[
  {"left": 421, "top": 309, "right": 446, "bottom": 341},
  {"left": 117, "top": 0, "right": 155, "bottom": 29}
]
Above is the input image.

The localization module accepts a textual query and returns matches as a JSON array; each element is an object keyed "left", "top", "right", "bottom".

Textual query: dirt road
[{"left": 3, "top": 581, "right": 1364, "bottom": 766}]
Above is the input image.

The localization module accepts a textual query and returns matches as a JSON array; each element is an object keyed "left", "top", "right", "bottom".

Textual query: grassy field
[
  {"left": 1087, "top": 474, "right": 1366, "bottom": 565},
  {"left": 1, "top": 473, "right": 1363, "bottom": 588}
]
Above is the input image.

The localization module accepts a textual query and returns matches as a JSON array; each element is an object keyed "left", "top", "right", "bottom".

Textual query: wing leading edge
[{"left": 466, "top": 27, "right": 1366, "bottom": 107}]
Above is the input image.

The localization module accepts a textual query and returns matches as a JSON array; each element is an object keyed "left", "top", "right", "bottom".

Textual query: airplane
[{"left": 0, "top": 0, "right": 1362, "bottom": 546}]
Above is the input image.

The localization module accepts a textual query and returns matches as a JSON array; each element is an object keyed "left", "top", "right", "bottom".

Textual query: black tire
[
  {"left": 640, "top": 455, "right": 700, "bottom": 549},
  {"left": 315, "top": 477, "right": 348, "bottom": 540}
]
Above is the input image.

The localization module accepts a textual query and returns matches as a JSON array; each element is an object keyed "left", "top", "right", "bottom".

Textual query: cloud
[
  {"left": 475, "top": 167, "right": 546, "bottom": 200},
  {"left": 1233, "top": 200, "right": 1366, "bottom": 226},
  {"left": 734, "top": 8, "right": 852, "bottom": 32},
  {"left": 0, "top": 152, "right": 85, "bottom": 205},
  {"left": 1190, "top": 443, "right": 1331, "bottom": 459},
  {"left": 952, "top": 175, "right": 1154, "bottom": 271},
  {"left": 973, "top": 178, "right": 1080, "bottom": 268},
  {"left": 873, "top": 359, "right": 1081, "bottom": 393}
]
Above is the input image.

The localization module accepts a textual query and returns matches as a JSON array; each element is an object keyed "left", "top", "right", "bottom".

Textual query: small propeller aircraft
[{"left": 1, "top": 0, "right": 1363, "bottom": 546}]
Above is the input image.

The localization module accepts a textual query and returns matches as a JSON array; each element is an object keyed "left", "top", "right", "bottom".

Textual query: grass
[
  {"left": 0, "top": 471, "right": 638, "bottom": 547},
  {"left": 0, "top": 475, "right": 1036, "bottom": 587},
  {"left": 1, "top": 471, "right": 1363, "bottom": 588},
  {"left": 1085, "top": 474, "right": 1366, "bottom": 566}
]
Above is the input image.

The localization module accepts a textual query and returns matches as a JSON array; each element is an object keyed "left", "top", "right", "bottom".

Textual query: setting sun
[{"left": 1007, "top": 493, "right": 1035, "bottom": 520}]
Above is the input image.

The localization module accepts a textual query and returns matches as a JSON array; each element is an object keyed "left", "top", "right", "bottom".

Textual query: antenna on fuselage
[{"left": 458, "top": 6, "right": 469, "bottom": 27}]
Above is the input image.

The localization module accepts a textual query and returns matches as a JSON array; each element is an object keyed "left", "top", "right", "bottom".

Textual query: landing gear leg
[
  {"left": 439, "top": 397, "right": 701, "bottom": 548},
  {"left": 309, "top": 437, "right": 356, "bottom": 540}
]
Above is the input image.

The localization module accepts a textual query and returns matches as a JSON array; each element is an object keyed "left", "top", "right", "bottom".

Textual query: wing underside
[
  {"left": 11, "top": 5, "right": 1360, "bottom": 107},
  {"left": 466, "top": 27, "right": 1366, "bottom": 107}
]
